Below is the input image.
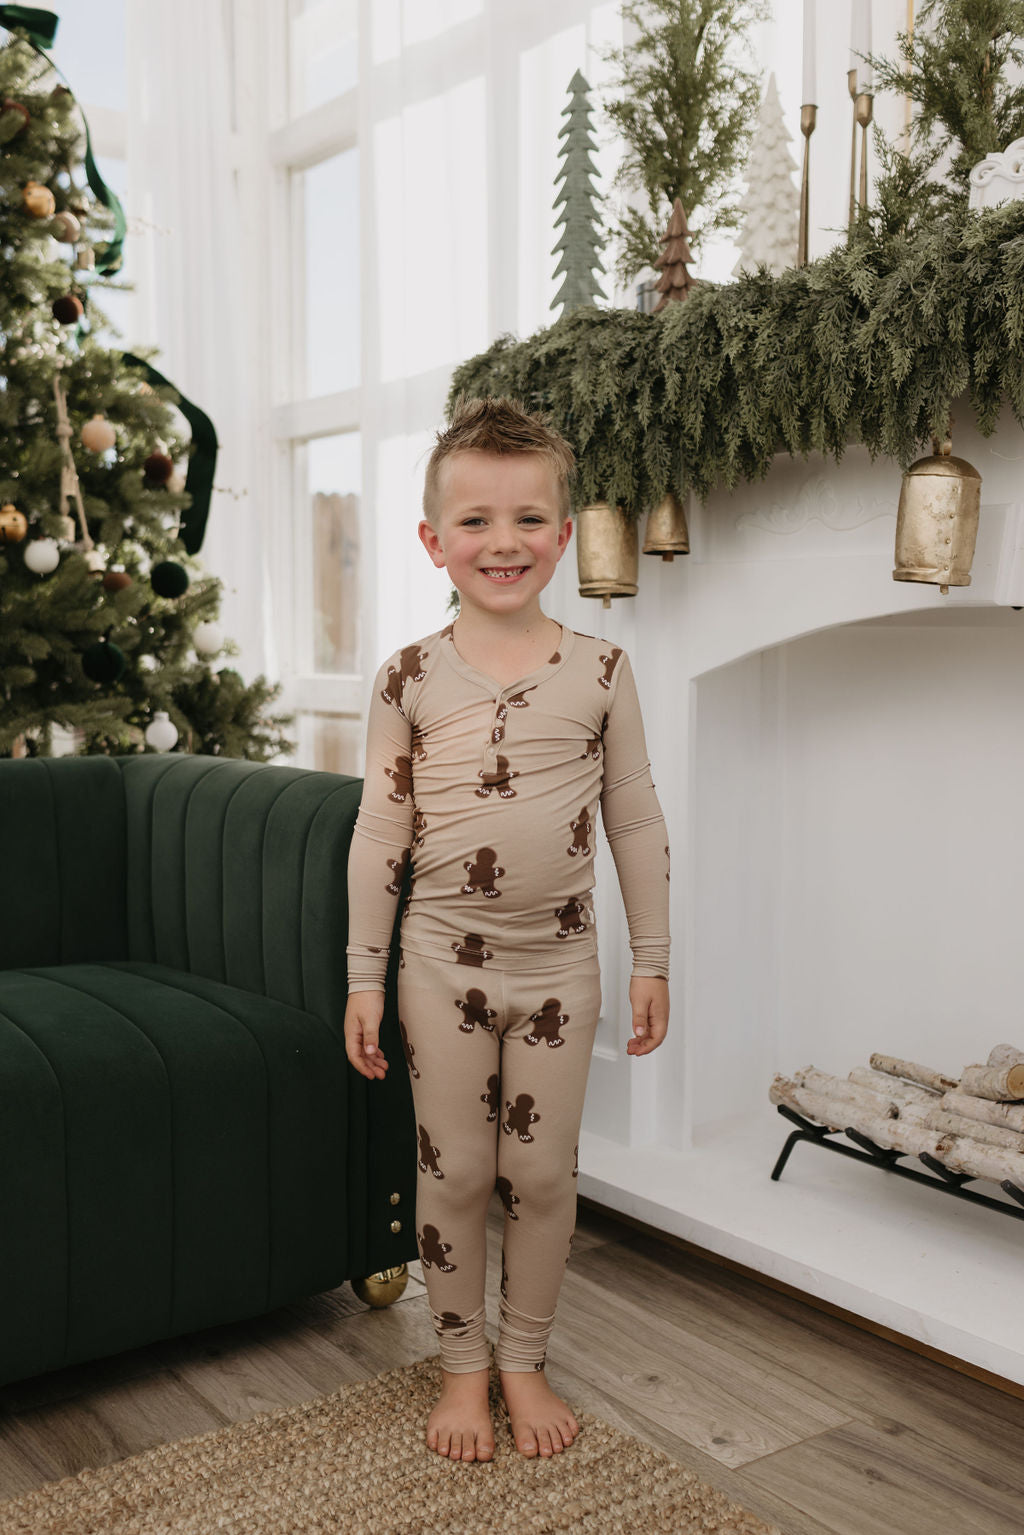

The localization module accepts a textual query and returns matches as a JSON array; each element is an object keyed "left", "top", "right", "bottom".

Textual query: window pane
[
  {"left": 306, "top": 432, "right": 362, "bottom": 674},
  {"left": 291, "top": 0, "right": 357, "bottom": 113},
  {"left": 304, "top": 712, "right": 363, "bottom": 775},
  {"left": 49, "top": 0, "right": 126, "bottom": 111},
  {"left": 302, "top": 148, "right": 360, "bottom": 395}
]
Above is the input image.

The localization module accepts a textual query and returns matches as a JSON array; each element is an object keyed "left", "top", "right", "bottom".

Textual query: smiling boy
[{"left": 343, "top": 394, "right": 670, "bottom": 1463}]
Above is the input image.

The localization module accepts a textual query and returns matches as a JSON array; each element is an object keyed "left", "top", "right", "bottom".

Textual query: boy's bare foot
[
  {"left": 426, "top": 1366, "right": 495, "bottom": 1461},
  {"left": 499, "top": 1368, "right": 579, "bottom": 1457}
]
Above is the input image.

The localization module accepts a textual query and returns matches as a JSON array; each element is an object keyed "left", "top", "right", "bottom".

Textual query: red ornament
[
  {"left": 101, "top": 570, "right": 133, "bottom": 592},
  {"left": 1, "top": 99, "right": 30, "bottom": 134},
  {"left": 52, "top": 294, "right": 84, "bottom": 325},
  {"left": 143, "top": 452, "right": 174, "bottom": 485}
]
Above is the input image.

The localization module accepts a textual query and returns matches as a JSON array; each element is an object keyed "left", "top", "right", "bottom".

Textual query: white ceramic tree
[{"left": 733, "top": 74, "right": 800, "bottom": 277}]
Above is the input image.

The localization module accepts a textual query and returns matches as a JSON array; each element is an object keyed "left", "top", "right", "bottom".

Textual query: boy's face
[{"left": 419, "top": 450, "right": 572, "bottom": 619}]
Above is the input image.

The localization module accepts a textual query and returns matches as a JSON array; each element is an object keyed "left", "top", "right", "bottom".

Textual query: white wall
[{"left": 689, "top": 611, "right": 1024, "bottom": 1145}]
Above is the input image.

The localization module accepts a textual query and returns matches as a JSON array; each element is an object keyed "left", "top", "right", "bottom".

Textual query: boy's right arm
[{"left": 344, "top": 663, "right": 415, "bottom": 1079}]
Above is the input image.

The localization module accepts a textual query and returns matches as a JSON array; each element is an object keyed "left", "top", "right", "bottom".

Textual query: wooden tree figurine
[
  {"left": 551, "top": 69, "right": 607, "bottom": 318},
  {"left": 653, "top": 197, "right": 697, "bottom": 310}
]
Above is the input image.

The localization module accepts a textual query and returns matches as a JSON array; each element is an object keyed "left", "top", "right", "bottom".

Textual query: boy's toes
[
  {"left": 516, "top": 1427, "right": 538, "bottom": 1456},
  {"left": 450, "top": 1430, "right": 462, "bottom": 1459},
  {"left": 537, "top": 1427, "right": 555, "bottom": 1457},
  {"left": 477, "top": 1437, "right": 495, "bottom": 1462}
]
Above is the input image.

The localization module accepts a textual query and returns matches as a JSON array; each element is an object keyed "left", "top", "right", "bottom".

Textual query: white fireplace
[{"left": 541, "top": 399, "right": 1024, "bottom": 1387}]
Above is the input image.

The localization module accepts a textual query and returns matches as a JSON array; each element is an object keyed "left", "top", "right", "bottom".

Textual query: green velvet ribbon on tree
[
  {"left": 0, "top": 3, "right": 126, "bottom": 274},
  {"left": 122, "top": 354, "right": 219, "bottom": 557}
]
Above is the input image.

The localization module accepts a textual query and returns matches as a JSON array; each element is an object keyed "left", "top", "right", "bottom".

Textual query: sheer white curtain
[{"left": 124, "top": 0, "right": 269, "bottom": 680}]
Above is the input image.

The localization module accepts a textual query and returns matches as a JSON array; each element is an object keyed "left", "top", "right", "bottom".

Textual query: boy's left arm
[{"left": 599, "top": 651, "right": 671, "bottom": 1057}]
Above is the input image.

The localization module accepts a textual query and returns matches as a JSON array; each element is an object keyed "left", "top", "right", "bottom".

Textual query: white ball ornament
[
  {"left": 24, "top": 537, "right": 60, "bottom": 574},
  {"left": 145, "top": 711, "right": 179, "bottom": 752},
  {"left": 193, "top": 620, "right": 224, "bottom": 656},
  {"left": 81, "top": 414, "right": 116, "bottom": 452},
  {"left": 84, "top": 548, "right": 106, "bottom": 572}
]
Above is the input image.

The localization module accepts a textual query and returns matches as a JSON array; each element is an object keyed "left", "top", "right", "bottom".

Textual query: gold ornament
[
  {"left": 22, "top": 180, "right": 56, "bottom": 218},
  {"left": 80, "top": 413, "right": 117, "bottom": 453},
  {"left": 575, "top": 502, "right": 638, "bottom": 606},
  {"left": 350, "top": 1265, "right": 409, "bottom": 1308},
  {"left": 893, "top": 435, "right": 982, "bottom": 595},
  {"left": 642, "top": 491, "right": 690, "bottom": 560},
  {"left": 75, "top": 246, "right": 95, "bottom": 272},
  {"left": 0, "top": 504, "right": 28, "bottom": 543}
]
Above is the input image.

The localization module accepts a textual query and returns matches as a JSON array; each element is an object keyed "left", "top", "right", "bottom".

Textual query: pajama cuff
[{"left": 494, "top": 1295, "right": 556, "bottom": 1373}]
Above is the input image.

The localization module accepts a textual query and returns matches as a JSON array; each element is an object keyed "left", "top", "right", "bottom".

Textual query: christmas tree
[
  {"left": 0, "top": 20, "right": 294, "bottom": 760},
  {"left": 733, "top": 73, "right": 799, "bottom": 275},
  {"left": 596, "top": 0, "right": 768, "bottom": 286},
  {"left": 868, "top": 0, "right": 1024, "bottom": 238},
  {"left": 550, "top": 70, "right": 607, "bottom": 318}
]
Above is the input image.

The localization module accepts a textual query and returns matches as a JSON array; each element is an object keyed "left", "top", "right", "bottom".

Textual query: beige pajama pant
[{"left": 396, "top": 948, "right": 601, "bottom": 1373}]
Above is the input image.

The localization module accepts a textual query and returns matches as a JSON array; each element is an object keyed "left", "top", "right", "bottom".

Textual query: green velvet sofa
[{"left": 0, "top": 753, "right": 417, "bottom": 1390}]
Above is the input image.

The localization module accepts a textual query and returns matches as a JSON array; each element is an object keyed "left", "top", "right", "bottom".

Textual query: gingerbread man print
[
  {"left": 417, "top": 1124, "right": 444, "bottom": 1178},
  {"left": 567, "top": 806, "right": 592, "bottom": 858},
  {"left": 455, "top": 987, "right": 497, "bottom": 1033},
  {"left": 525, "top": 998, "right": 568, "bottom": 1048},
  {"left": 496, "top": 1176, "right": 520, "bottom": 1220},
  {"left": 410, "top": 723, "right": 429, "bottom": 762},
  {"left": 461, "top": 847, "right": 505, "bottom": 898},
  {"left": 503, "top": 1093, "right": 540, "bottom": 1143},
  {"left": 399, "top": 1017, "right": 419, "bottom": 1078},
  {"left": 380, "top": 644, "right": 428, "bottom": 712},
  {"left": 385, "top": 847, "right": 409, "bottom": 894},
  {"left": 412, "top": 807, "right": 427, "bottom": 847},
  {"left": 598, "top": 647, "right": 622, "bottom": 689},
  {"left": 481, "top": 1072, "right": 499, "bottom": 1121},
  {"left": 452, "top": 933, "right": 493, "bottom": 967},
  {"left": 476, "top": 753, "right": 519, "bottom": 798},
  {"left": 384, "top": 754, "right": 413, "bottom": 803},
  {"left": 418, "top": 1224, "right": 456, "bottom": 1272},
  {"left": 438, "top": 1311, "right": 470, "bottom": 1333},
  {"left": 555, "top": 897, "right": 588, "bottom": 938},
  {"left": 490, "top": 687, "right": 533, "bottom": 745}
]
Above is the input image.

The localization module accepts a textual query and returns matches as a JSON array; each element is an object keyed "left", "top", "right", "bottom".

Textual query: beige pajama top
[{"left": 346, "top": 621, "right": 670, "bottom": 992}]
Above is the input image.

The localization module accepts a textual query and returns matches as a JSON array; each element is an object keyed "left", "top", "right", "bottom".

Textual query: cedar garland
[{"left": 447, "top": 200, "right": 1024, "bottom": 520}]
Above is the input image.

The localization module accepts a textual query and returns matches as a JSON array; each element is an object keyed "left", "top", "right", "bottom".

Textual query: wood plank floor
[{"left": 1, "top": 1196, "right": 1023, "bottom": 1533}]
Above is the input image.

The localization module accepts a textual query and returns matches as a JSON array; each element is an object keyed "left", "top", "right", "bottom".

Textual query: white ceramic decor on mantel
[
  {"left": 553, "top": 397, "right": 1024, "bottom": 1388},
  {"left": 969, "top": 138, "right": 1024, "bottom": 210}
]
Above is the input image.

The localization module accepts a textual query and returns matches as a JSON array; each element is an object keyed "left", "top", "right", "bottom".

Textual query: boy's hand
[
  {"left": 626, "top": 976, "right": 669, "bottom": 1057},
  {"left": 344, "top": 991, "right": 390, "bottom": 1080}
]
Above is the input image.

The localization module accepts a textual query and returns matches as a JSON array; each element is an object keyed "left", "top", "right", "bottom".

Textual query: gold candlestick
[
  {"left": 798, "top": 102, "right": 817, "bottom": 268},
  {"left": 856, "top": 91, "right": 874, "bottom": 212},
  {"left": 848, "top": 68, "right": 858, "bottom": 229}
]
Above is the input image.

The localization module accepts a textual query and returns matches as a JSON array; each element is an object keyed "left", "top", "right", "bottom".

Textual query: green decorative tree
[
  {"left": 596, "top": 0, "right": 768, "bottom": 287},
  {"left": 0, "top": 23, "right": 294, "bottom": 759},
  {"left": 868, "top": 0, "right": 1024, "bottom": 238},
  {"left": 733, "top": 73, "right": 799, "bottom": 275},
  {"left": 550, "top": 70, "right": 607, "bottom": 318}
]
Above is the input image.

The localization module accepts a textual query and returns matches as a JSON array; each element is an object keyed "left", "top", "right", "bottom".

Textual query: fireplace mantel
[{"left": 541, "top": 398, "right": 1024, "bottom": 1389}]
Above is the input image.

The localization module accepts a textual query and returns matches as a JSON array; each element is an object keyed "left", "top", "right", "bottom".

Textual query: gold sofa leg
[{"left": 350, "top": 1264, "right": 409, "bottom": 1307}]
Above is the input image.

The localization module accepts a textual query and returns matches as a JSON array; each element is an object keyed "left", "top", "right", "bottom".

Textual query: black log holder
[{"left": 772, "top": 1103, "right": 1024, "bottom": 1223}]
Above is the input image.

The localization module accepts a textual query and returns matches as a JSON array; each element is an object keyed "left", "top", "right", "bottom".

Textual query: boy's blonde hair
[{"left": 422, "top": 393, "right": 577, "bottom": 528}]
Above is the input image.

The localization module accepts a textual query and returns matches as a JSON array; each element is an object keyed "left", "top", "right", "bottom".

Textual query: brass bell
[
  {"left": 893, "top": 436, "right": 981, "bottom": 595},
  {"left": 350, "top": 1264, "right": 410, "bottom": 1308},
  {"left": 642, "top": 491, "right": 690, "bottom": 560},
  {"left": 575, "top": 501, "right": 638, "bottom": 607}
]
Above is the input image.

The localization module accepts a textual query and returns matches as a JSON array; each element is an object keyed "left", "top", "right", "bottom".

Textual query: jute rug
[{"left": 0, "top": 1354, "right": 783, "bottom": 1535}]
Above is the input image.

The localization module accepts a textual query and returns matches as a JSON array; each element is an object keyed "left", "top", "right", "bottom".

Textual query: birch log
[
  {"left": 869, "top": 1054, "right": 958, "bottom": 1093},
  {"left": 847, "top": 1066, "right": 941, "bottom": 1105},
  {"left": 941, "top": 1090, "right": 1024, "bottom": 1133},
  {"left": 770, "top": 1075, "right": 1024, "bottom": 1188},
  {"left": 958, "top": 1062, "right": 1024, "bottom": 1101},
  {"left": 792, "top": 1066, "right": 902, "bottom": 1117},
  {"left": 898, "top": 1100, "right": 1024, "bottom": 1151},
  {"left": 988, "top": 1044, "right": 1024, "bottom": 1067}
]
